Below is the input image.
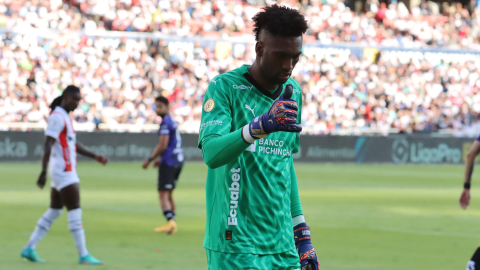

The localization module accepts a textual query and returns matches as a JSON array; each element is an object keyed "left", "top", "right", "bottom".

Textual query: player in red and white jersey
[
  {"left": 21, "top": 85, "right": 109, "bottom": 265},
  {"left": 46, "top": 98, "right": 79, "bottom": 188}
]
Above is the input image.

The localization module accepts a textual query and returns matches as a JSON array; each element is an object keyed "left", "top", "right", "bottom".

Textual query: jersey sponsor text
[
  {"left": 228, "top": 167, "right": 241, "bottom": 226},
  {"left": 258, "top": 138, "right": 292, "bottom": 156}
]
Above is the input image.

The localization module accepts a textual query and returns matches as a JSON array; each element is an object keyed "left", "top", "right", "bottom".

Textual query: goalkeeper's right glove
[
  {"left": 294, "top": 222, "right": 320, "bottom": 270},
  {"left": 241, "top": 84, "right": 302, "bottom": 144}
]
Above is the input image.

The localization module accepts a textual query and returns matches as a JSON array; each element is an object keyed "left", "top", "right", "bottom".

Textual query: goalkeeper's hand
[
  {"left": 294, "top": 223, "right": 320, "bottom": 270},
  {"left": 242, "top": 84, "right": 302, "bottom": 144}
]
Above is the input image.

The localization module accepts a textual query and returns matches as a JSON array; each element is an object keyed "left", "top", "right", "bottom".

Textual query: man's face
[
  {"left": 256, "top": 32, "right": 303, "bottom": 86},
  {"left": 63, "top": 92, "right": 81, "bottom": 112},
  {"left": 155, "top": 101, "right": 169, "bottom": 117}
]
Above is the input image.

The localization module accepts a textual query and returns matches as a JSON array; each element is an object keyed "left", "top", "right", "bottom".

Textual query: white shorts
[{"left": 49, "top": 173, "right": 80, "bottom": 191}]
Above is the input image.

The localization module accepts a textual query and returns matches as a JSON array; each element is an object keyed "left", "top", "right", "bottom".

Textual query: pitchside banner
[
  {"left": 298, "top": 136, "right": 469, "bottom": 164},
  {"left": 0, "top": 131, "right": 202, "bottom": 162},
  {"left": 0, "top": 131, "right": 477, "bottom": 164}
]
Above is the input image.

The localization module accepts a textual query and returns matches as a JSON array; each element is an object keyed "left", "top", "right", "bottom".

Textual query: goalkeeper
[{"left": 198, "top": 4, "right": 319, "bottom": 270}]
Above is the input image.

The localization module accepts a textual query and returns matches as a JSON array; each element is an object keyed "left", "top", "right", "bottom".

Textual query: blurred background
[
  {"left": 2, "top": 0, "right": 480, "bottom": 137},
  {"left": 2, "top": 0, "right": 480, "bottom": 269}
]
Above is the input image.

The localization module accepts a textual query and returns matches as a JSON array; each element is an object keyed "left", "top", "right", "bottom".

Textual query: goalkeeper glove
[
  {"left": 242, "top": 84, "right": 302, "bottom": 144},
  {"left": 294, "top": 222, "right": 320, "bottom": 270}
]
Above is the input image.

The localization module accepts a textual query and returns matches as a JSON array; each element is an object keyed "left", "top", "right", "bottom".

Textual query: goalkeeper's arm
[
  {"left": 290, "top": 159, "right": 303, "bottom": 218},
  {"left": 201, "top": 131, "right": 250, "bottom": 169},
  {"left": 291, "top": 159, "right": 320, "bottom": 270},
  {"left": 201, "top": 84, "right": 301, "bottom": 169}
]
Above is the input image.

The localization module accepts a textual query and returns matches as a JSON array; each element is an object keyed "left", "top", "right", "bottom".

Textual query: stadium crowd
[
  {"left": 1, "top": 0, "right": 480, "bottom": 49},
  {"left": 2, "top": 30, "right": 480, "bottom": 135},
  {"left": 2, "top": 0, "right": 480, "bottom": 134}
]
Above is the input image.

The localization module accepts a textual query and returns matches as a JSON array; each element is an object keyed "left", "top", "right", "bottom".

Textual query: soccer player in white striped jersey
[{"left": 21, "top": 85, "right": 109, "bottom": 265}]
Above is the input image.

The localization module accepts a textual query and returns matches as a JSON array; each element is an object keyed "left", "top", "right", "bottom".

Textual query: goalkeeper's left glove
[
  {"left": 241, "top": 84, "right": 302, "bottom": 144},
  {"left": 294, "top": 222, "right": 320, "bottom": 270}
]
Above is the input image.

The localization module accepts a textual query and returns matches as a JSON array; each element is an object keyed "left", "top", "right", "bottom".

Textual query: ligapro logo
[
  {"left": 391, "top": 139, "right": 409, "bottom": 163},
  {"left": 391, "top": 138, "right": 461, "bottom": 164}
]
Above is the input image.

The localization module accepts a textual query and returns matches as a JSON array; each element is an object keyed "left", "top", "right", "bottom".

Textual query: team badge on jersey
[{"left": 204, "top": 98, "right": 215, "bottom": 112}]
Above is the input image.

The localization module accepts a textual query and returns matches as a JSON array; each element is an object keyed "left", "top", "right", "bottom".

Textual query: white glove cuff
[
  {"left": 242, "top": 124, "right": 256, "bottom": 144},
  {"left": 292, "top": 215, "right": 305, "bottom": 227}
]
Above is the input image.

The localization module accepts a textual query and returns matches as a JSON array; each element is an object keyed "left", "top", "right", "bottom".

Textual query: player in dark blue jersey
[
  {"left": 460, "top": 134, "right": 480, "bottom": 269},
  {"left": 143, "top": 96, "right": 184, "bottom": 234}
]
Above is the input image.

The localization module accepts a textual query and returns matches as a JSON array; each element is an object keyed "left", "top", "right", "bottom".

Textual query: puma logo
[
  {"left": 245, "top": 104, "right": 256, "bottom": 117},
  {"left": 269, "top": 120, "right": 273, "bottom": 124}
]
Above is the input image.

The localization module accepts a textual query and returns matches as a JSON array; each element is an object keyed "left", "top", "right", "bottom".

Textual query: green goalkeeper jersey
[{"left": 198, "top": 65, "right": 303, "bottom": 255}]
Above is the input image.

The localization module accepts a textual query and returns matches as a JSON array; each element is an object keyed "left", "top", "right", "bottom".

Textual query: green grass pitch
[{"left": 0, "top": 162, "right": 479, "bottom": 270}]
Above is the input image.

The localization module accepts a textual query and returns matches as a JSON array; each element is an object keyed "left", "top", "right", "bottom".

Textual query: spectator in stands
[
  {"left": 2, "top": 0, "right": 480, "bottom": 136},
  {"left": 1, "top": 0, "right": 479, "bottom": 49}
]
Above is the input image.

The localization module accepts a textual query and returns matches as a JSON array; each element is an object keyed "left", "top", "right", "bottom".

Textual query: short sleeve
[
  {"left": 198, "top": 76, "right": 232, "bottom": 149},
  {"left": 158, "top": 119, "right": 171, "bottom": 136},
  {"left": 45, "top": 114, "right": 65, "bottom": 140}
]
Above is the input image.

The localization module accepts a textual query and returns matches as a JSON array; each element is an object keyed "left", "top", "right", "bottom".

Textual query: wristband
[
  {"left": 464, "top": 183, "right": 471, "bottom": 190},
  {"left": 241, "top": 124, "right": 256, "bottom": 144},
  {"left": 148, "top": 157, "right": 154, "bottom": 162}
]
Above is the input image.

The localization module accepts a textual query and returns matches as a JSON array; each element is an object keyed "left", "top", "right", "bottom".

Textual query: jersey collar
[
  {"left": 241, "top": 65, "right": 283, "bottom": 100},
  {"left": 55, "top": 106, "right": 69, "bottom": 116}
]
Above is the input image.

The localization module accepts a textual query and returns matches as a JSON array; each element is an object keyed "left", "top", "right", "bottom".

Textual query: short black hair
[
  {"left": 64, "top": 85, "right": 80, "bottom": 94},
  {"left": 155, "top": 96, "right": 169, "bottom": 106},
  {"left": 49, "top": 85, "right": 80, "bottom": 111},
  {"left": 252, "top": 4, "right": 308, "bottom": 41}
]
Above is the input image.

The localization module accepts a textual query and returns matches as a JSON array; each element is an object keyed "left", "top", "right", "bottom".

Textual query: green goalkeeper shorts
[{"left": 206, "top": 248, "right": 301, "bottom": 270}]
